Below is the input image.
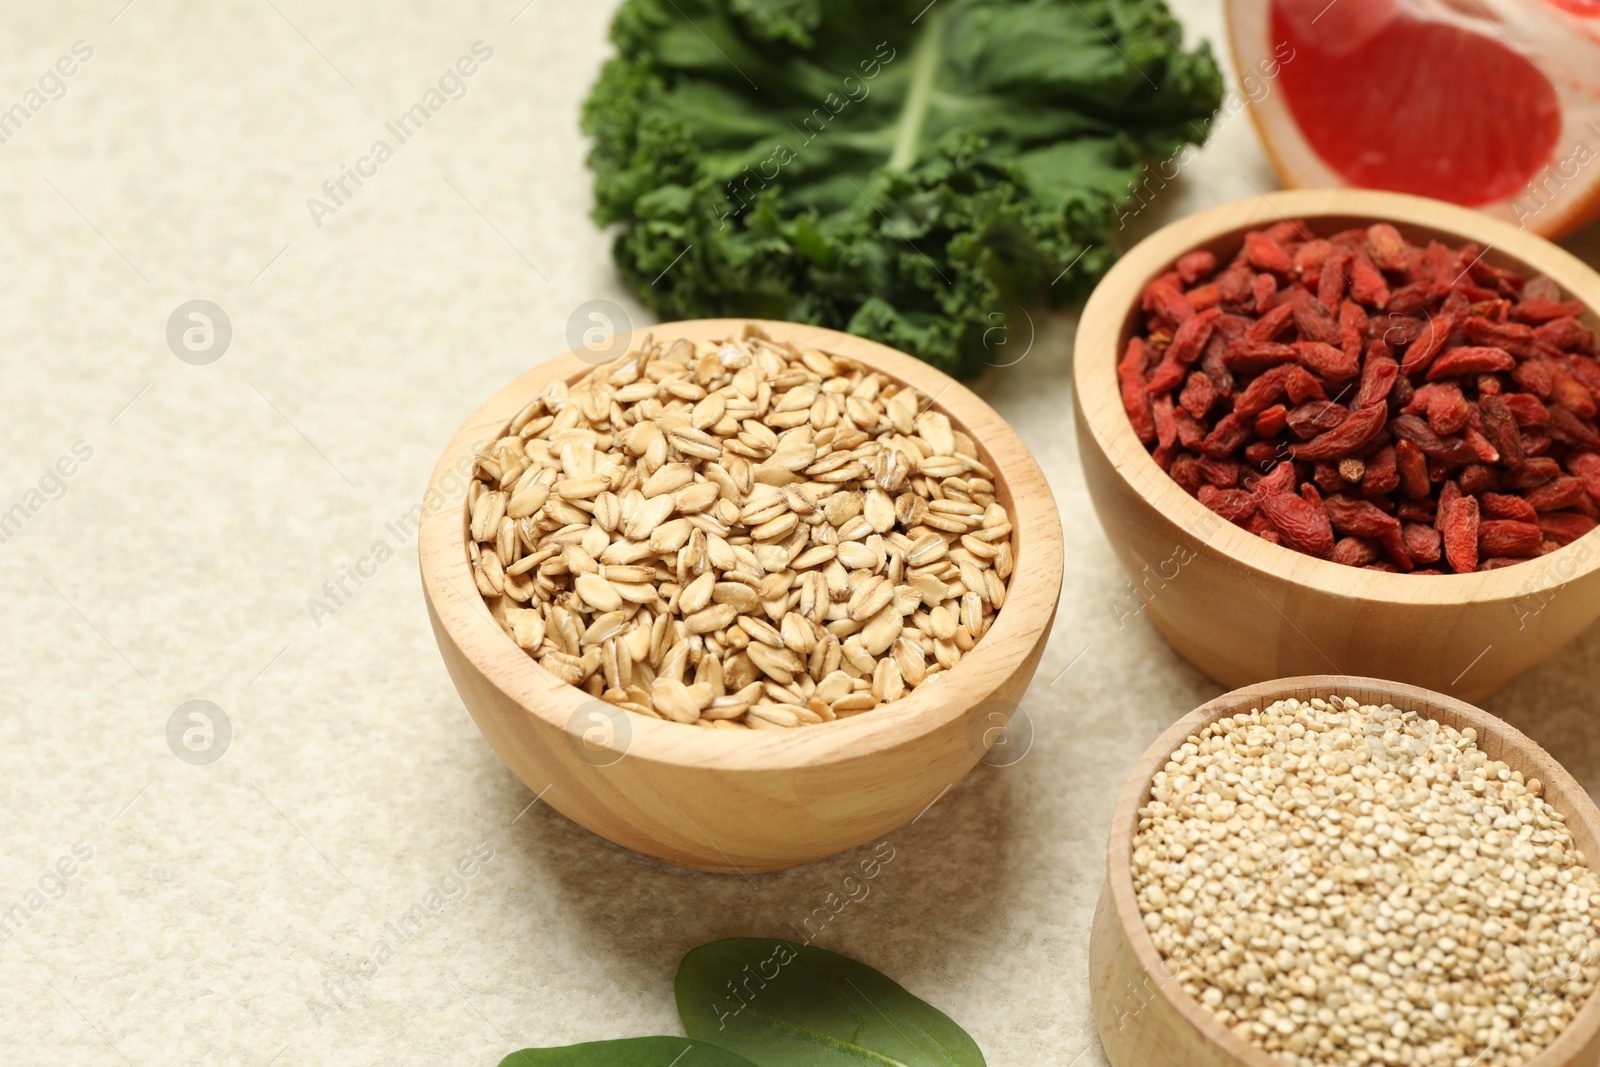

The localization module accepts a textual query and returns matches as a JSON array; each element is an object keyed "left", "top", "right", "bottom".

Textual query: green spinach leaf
[{"left": 675, "top": 938, "right": 985, "bottom": 1065}]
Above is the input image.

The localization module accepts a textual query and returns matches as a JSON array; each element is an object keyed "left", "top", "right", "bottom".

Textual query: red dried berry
[
  {"left": 1331, "top": 537, "right": 1383, "bottom": 567},
  {"left": 1179, "top": 371, "right": 1217, "bottom": 419},
  {"left": 1478, "top": 520, "right": 1544, "bottom": 558},
  {"left": 1442, "top": 495, "right": 1481, "bottom": 574},
  {"left": 1349, "top": 253, "right": 1391, "bottom": 308},
  {"left": 1244, "top": 231, "right": 1293, "bottom": 274},
  {"left": 1480, "top": 493, "right": 1539, "bottom": 523},
  {"left": 1539, "top": 511, "right": 1598, "bottom": 546},
  {"left": 1290, "top": 403, "right": 1387, "bottom": 460},
  {"left": 1259, "top": 488, "right": 1336, "bottom": 557},
  {"left": 1255, "top": 404, "right": 1289, "bottom": 438},
  {"left": 1394, "top": 439, "right": 1431, "bottom": 499},
  {"left": 1399, "top": 313, "right": 1455, "bottom": 376},
  {"left": 1426, "top": 346, "right": 1516, "bottom": 381},
  {"left": 1402, "top": 522, "right": 1443, "bottom": 565},
  {"left": 1524, "top": 477, "right": 1589, "bottom": 512},
  {"left": 1176, "top": 250, "right": 1217, "bottom": 285},
  {"left": 1198, "top": 484, "right": 1257, "bottom": 523},
  {"left": 1361, "top": 446, "right": 1401, "bottom": 496}
]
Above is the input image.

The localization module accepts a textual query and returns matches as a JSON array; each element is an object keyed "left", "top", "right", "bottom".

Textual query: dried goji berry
[
  {"left": 1481, "top": 493, "right": 1538, "bottom": 523},
  {"left": 1290, "top": 403, "right": 1387, "bottom": 460},
  {"left": 1426, "top": 346, "right": 1516, "bottom": 381},
  {"left": 1436, "top": 480, "right": 1461, "bottom": 535},
  {"left": 1323, "top": 494, "right": 1400, "bottom": 538},
  {"left": 1511, "top": 299, "right": 1585, "bottom": 324},
  {"left": 1442, "top": 495, "right": 1481, "bottom": 574},
  {"left": 1292, "top": 291, "right": 1341, "bottom": 345},
  {"left": 1253, "top": 460, "right": 1299, "bottom": 497},
  {"left": 1349, "top": 253, "right": 1390, "bottom": 308},
  {"left": 1144, "top": 349, "right": 1187, "bottom": 396},
  {"left": 1153, "top": 395, "right": 1179, "bottom": 453},
  {"left": 1502, "top": 393, "right": 1550, "bottom": 426},
  {"left": 1254, "top": 404, "right": 1289, "bottom": 438},
  {"left": 1243, "top": 441, "right": 1282, "bottom": 471},
  {"left": 1244, "top": 231, "right": 1293, "bottom": 274},
  {"left": 1224, "top": 341, "right": 1299, "bottom": 374},
  {"left": 1361, "top": 446, "right": 1401, "bottom": 496},
  {"left": 1176, "top": 410, "right": 1207, "bottom": 451},
  {"left": 1202, "top": 412, "right": 1252, "bottom": 459},
  {"left": 1253, "top": 273, "right": 1278, "bottom": 315},
  {"left": 1331, "top": 537, "right": 1382, "bottom": 567},
  {"left": 1259, "top": 488, "right": 1336, "bottom": 557},
  {"left": 1293, "top": 341, "right": 1359, "bottom": 380},
  {"left": 1170, "top": 454, "right": 1203, "bottom": 495},
  {"left": 1318, "top": 249, "right": 1352, "bottom": 307},
  {"left": 1464, "top": 316, "right": 1537, "bottom": 358},
  {"left": 1399, "top": 500, "right": 1437, "bottom": 523},
  {"left": 1539, "top": 510, "right": 1598, "bottom": 545},
  {"left": 1356, "top": 347, "right": 1400, "bottom": 409},
  {"left": 1198, "top": 484, "right": 1256, "bottom": 523},
  {"left": 1425, "top": 384, "right": 1471, "bottom": 436},
  {"left": 1387, "top": 282, "right": 1441, "bottom": 315},
  {"left": 1395, "top": 439, "right": 1431, "bottom": 499},
  {"left": 1120, "top": 338, "right": 1156, "bottom": 444},
  {"left": 1524, "top": 476, "right": 1589, "bottom": 512},
  {"left": 1179, "top": 371, "right": 1217, "bottom": 419},
  {"left": 1534, "top": 317, "right": 1594, "bottom": 352},
  {"left": 1378, "top": 526, "right": 1414, "bottom": 571},
  {"left": 1458, "top": 463, "right": 1497, "bottom": 496},
  {"left": 1366, "top": 223, "right": 1409, "bottom": 273},
  {"left": 1503, "top": 457, "right": 1565, "bottom": 490},
  {"left": 1235, "top": 364, "right": 1298, "bottom": 418},
  {"left": 1399, "top": 313, "right": 1454, "bottom": 376},
  {"left": 1313, "top": 461, "right": 1349, "bottom": 494},
  {"left": 1142, "top": 275, "right": 1193, "bottom": 325},
  {"left": 1194, "top": 456, "right": 1240, "bottom": 488},
  {"left": 1478, "top": 520, "right": 1543, "bottom": 558},
  {"left": 1285, "top": 365, "right": 1328, "bottom": 405},
  {"left": 1512, "top": 359, "right": 1554, "bottom": 398},
  {"left": 1402, "top": 522, "right": 1442, "bottom": 565},
  {"left": 1548, "top": 406, "right": 1600, "bottom": 451},
  {"left": 1176, "top": 250, "right": 1217, "bottom": 285},
  {"left": 1568, "top": 452, "right": 1600, "bottom": 499}
]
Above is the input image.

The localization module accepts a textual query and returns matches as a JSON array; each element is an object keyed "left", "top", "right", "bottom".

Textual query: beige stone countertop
[{"left": 3, "top": 1, "right": 1599, "bottom": 1064}]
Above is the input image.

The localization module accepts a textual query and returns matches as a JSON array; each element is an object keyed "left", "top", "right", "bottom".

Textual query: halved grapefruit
[{"left": 1227, "top": 0, "right": 1600, "bottom": 237}]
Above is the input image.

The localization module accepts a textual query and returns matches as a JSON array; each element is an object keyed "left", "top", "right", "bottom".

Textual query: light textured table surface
[{"left": 4, "top": 2, "right": 1599, "bottom": 1064}]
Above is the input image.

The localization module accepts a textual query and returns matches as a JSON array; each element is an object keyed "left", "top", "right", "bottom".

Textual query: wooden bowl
[
  {"left": 419, "top": 319, "right": 1063, "bottom": 873},
  {"left": 1090, "top": 675, "right": 1600, "bottom": 1067},
  {"left": 1074, "top": 189, "right": 1600, "bottom": 703}
]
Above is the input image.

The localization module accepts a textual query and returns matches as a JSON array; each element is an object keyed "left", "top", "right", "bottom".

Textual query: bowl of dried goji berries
[{"left": 1074, "top": 189, "right": 1600, "bottom": 703}]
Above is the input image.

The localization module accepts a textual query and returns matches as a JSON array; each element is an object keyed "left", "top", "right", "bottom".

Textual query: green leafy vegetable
[
  {"left": 675, "top": 938, "right": 985, "bottom": 1065},
  {"left": 498, "top": 1036, "right": 759, "bottom": 1066},
  {"left": 582, "top": 0, "right": 1223, "bottom": 376}
]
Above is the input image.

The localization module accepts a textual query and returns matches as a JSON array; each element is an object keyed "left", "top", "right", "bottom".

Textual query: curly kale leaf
[{"left": 583, "top": 0, "right": 1222, "bottom": 377}]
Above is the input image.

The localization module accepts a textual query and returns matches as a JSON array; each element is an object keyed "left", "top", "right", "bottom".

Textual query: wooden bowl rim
[
  {"left": 1074, "top": 188, "right": 1600, "bottom": 606},
  {"left": 419, "top": 318, "right": 1064, "bottom": 773},
  {"left": 1103, "top": 674, "right": 1600, "bottom": 1067}
]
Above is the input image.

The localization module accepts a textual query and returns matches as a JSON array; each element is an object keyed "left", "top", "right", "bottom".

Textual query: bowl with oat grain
[{"left": 419, "top": 319, "right": 1062, "bottom": 872}]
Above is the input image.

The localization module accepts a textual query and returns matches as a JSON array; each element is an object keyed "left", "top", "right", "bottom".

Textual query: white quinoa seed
[{"left": 1132, "top": 695, "right": 1600, "bottom": 1067}]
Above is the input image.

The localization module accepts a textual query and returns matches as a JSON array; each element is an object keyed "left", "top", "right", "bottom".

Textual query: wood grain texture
[
  {"left": 1090, "top": 675, "right": 1600, "bottom": 1067},
  {"left": 420, "top": 319, "right": 1063, "bottom": 873},
  {"left": 1074, "top": 189, "right": 1600, "bottom": 703}
]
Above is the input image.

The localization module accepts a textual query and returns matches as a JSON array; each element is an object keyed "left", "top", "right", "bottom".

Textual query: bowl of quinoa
[{"left": 1091, "top": 675, "right": 1600, "bottom": 1067}]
